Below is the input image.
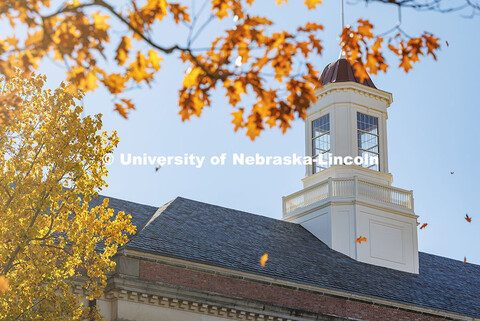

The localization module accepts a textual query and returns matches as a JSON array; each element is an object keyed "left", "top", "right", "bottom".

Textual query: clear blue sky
[{"left": 28, "top": 1, "right": 480, "bottom": 264}]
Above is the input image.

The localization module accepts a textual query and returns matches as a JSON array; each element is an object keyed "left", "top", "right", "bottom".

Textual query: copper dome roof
[{"left": 319, "top": 58, "right": 376, "bottom": 89}]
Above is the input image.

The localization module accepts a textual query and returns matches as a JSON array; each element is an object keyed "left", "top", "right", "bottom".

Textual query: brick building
[{"left": 89, "top": 58, "right": 480, "bottom": 321}]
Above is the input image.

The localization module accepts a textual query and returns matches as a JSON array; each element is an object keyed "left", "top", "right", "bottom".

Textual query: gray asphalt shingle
[{"left": 92, "top": 194, "right": 480, "bottom": 318}]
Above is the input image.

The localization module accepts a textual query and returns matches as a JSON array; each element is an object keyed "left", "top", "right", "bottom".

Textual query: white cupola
[{"left": 282, "top": 58, "right": 419, "bottom": 274}]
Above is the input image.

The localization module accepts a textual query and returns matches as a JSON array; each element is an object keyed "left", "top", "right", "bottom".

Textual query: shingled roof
[{"left": 91, "top": 195, "right": 480, "bottom": 319}]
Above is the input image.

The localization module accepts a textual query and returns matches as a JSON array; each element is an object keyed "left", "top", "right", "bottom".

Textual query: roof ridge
[
  {"left": 170, "top": 196, "right": 289, "bottom": 224},
  {"left": 137, "top": 197, "right": 178, "bottom": 233}
]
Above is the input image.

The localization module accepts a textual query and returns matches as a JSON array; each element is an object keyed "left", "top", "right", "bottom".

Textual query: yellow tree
[
  {"left": 0, "top": 71, "right": 136, "bottom": 320},
  {"left": 0, "top": 0, "right": 459, "bottom": 139}
]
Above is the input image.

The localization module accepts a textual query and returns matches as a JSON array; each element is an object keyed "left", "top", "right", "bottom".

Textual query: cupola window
[
  {"left": 357, "top": 112, "right": 379, "bottom": 171},
  {"left": 312, "top": 114, "right": 331, "bottom": 174}
]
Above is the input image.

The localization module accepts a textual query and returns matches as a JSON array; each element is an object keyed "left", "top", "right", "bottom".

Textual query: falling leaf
[
  {"left": 420, "top": 223, "right": 428, "bottom": 229},
  {"left": 446, "top": 40, "right": 449, "bottom": 47},
  {"left": 155, "top": 165, "right": 161, "bottom": 172},
  {"left": 0, "top": 275, "right": 9, "bottom": 294},
  {"left": 450, "top": 171, "right": 454, "bottom": 174},
  {"left": 304, "top": 0, "right": 322, "bottom": 10},
  {"left": 356, "top": 236, "right": 367, "bottom": 244},
  {"left": 260, "top": 253, "right": 268, "bottom": 267},
  {"left": 465, "top": 214, "right": 472, "bottom": 223},
  {"left": 464, "top": 257, "right": 467, "bottom": 264}
]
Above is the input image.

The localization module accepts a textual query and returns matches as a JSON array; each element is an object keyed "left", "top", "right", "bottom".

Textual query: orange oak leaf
[
  {"left": 103, "top": 73, "right": 127, "bottom": 94},
  {"left": 115, "top": 36, "right": 132, "bottom": 66},
  {"left": 231, "top": 108, "right": 244, "bottom": 131},
  {"left": 304, "top": 0, "right": 322, "bottom": 10},
  {"left": 0, "top": 0, "right": 444, "bottom": 140},
  {"left": 357, "top": 19, "right": 374, "bottom": 39},
  {"left": 356, "top": 236, "right": 367, "bottom": 244},
  {"left": 297, "top": 22, "right": 323, "bottom": 33},
  {"left": 465, "top": 214, "right": 472, "bottom": 223},
  {"left": 114, "top": 98, "right": 135, "bottom": 119},
  {"left": 168, "top": 3, "right": 191, "bottom": 24},
  {"left": 260, "top": 253, "right": 269, "bottom": 267},
  {"left": 422, "top": 33, "right": 440, "bottom": 60},
  {"left": 420, "top": 223, "right": 428, "bottom": 229},
  {"left": 211, "top": 0, "right": 230, "bottom": 19}
]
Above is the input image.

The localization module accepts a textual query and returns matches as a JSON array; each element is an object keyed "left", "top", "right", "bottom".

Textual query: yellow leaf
[
  {"left": 0, "top": 275, "right": 9, "bottom": 294},
  {"left": 116, "top": 36, "right": 132, "bottom": 66},
  {"left": 128, "top": 52, "right": 153, "bottom": 83},
  {"left": 148, "top": 50, "right": 162, "bottom": 71},
  {"left": 231, "top": 108, "right": 244, "bottom": 131},
  {"left": 260, "top": 253, "right": 269, "bottom": 267},
  {"left": 211, "top": 0, "right": 230, "bottom": 19},
  {"left": 246, "top": 119, "right": 262, "bottom": 140},
  {"left": 183, "top": 67, "right": 202, "bottom": 88},
  {"left": 92, "top": 12, "right": 110, "bottom": 31},
  {"left": 103, "top": 73, "right": 126, "bottom": 94},
  {"left": 142, "top": 0, "right": 168, "bottom": 21},
  {"left": 224, "top": 79, "right": 245, "bottom": 106}
]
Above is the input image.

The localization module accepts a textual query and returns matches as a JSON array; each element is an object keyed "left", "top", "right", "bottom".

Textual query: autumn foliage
[
  {"left": 0, "top": 71, "right": 135, "bottom": 320},
  {"left": 0, "top": 0, "right": 441, "bottom": 140},
  {"left": 340, "top": 19, "right": 440, "bottom": 82}
]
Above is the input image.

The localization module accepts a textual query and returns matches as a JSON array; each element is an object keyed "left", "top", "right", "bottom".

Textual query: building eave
[
  {"left": 315, "top": 81, "right": 394, "bottom": 106},
  {"left": 114, "top": 249, "right": 478, "bottom": 321}
]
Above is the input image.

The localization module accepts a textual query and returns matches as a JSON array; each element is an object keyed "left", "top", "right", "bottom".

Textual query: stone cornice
[{"left": 102, "top": 276, "right": 344, "bottom": 321}]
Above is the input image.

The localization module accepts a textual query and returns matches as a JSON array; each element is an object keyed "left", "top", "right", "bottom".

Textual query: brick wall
[{"left": 139, "top": 260, "right": 451, "bottom": 321}]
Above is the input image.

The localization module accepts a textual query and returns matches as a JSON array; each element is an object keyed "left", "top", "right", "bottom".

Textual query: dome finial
[{"left": 341, "top": 0, "right": 345, "bottom": 31}]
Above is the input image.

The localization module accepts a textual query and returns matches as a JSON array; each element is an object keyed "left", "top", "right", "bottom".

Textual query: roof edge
[{"left": 119, "top": 248, "right": 478, "bottom": 320}]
